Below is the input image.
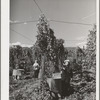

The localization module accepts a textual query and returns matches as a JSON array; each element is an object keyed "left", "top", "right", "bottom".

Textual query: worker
[
  {"left": 61, "top": 59, "right": 73, "bottom": 99},
  {"left": 13, "top": 64, "right": 19, "bottom": 80},
  {"left": 33, "top": 60, "right": 40, "bottom": 78}
]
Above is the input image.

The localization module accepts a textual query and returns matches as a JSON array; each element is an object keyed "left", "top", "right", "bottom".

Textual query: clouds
[
  {"left": 10, "top": 42, "right": 33, "bottom": 48},
  {"left": 10, "top": 20, "right": 28, "bottom": 25},
  {"left": 81, "top": 13, "right": 96, "bottom": 20},
  {"left": 10, "top": 20, "right": 19, "bottom": 24},
  {"left": 11, "top": 42, "right": 21, "bottom": 45}
]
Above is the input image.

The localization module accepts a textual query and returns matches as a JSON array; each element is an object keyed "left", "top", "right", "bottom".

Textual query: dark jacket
[{"left": 61, "top": 65, "right": 73, "bottom": 83}]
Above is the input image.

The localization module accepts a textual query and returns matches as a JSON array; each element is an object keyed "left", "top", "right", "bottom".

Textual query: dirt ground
[{"left": 9, "top": 76, "right": 96, "bottom": 100}]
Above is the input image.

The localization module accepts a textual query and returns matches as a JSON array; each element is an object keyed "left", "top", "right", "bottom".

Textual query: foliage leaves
[{"left": 85, "top": 25, "right": 96, "bottom": 76}]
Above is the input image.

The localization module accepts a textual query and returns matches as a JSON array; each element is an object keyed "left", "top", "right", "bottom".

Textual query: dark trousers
[
  {"left": 61, "top": 80, "right": 70, "bottom": 97},
  {"left": 34, "top": 69, "right": 39, "bottom": 78}
]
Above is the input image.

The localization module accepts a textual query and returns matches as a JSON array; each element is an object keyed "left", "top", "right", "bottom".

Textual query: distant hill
[{"left": 65, "top": 47, "right": 77, "bottom": 53}]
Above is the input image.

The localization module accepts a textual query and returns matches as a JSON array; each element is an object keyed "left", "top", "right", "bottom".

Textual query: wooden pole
[{"left": 38, "top": 55, "right": 45, "bottom": 79}]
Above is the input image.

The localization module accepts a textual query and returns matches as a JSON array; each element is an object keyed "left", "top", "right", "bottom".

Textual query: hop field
[{"left": 9, "top": 77, "right": 96, "bottom": 100}]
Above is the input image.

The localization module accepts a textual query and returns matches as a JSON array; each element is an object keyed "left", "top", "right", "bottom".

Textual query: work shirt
[
  {"left": 33, "top": 62, "right": 39, "bottom": 70},
  {"left": 61, "top": 65, "right": 73, "bottom": 82}
]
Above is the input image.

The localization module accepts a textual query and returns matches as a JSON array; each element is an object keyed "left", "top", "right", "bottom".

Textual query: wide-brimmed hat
[{"left": 63, "top": 59, "right": 70, "bottom": 65}]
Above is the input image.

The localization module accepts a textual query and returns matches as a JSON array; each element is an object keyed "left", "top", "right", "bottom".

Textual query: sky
[{"left": 10, "top": 0, "right": 96, "bottom": 47}]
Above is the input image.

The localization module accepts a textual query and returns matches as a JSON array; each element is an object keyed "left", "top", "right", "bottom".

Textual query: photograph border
[{"left": 1, "top": 0, "right": 99, "bottom": 100}]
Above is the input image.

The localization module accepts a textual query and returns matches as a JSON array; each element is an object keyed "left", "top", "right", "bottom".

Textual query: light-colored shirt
[{"left": 33, "top": 62, "right": 39, "bottom": 70}]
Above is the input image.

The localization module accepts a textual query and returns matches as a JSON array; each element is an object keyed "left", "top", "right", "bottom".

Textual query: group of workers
[
  {"left": 33, "top": 59, "right": 81, "bottom": 99},
  {"left": 13, "top": 58, "right": 82, "bottom": 99},
  {"left": 13, "top": 60, "right": 40, "bottom": 80}
]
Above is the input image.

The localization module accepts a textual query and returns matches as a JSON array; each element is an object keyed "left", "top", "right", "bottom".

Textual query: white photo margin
[{"left": 1, "top": 0, "right": 99, "bottom": 100}]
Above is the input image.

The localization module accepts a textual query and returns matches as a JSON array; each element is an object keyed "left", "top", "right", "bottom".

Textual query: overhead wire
[
  {"left": 10, "top": 0, "right": 95, "bottom": 27},
  {"left": 64, "top": 40, "right": 86, "bottom": 41},
  {"left": 10, "top": 0, "right": 44, "bottom": 25},
  {"left": 10, "top": 0, "right": 41, "bottom": 25},
  {"left": 10, "top": 28, "right": 34, "bottom": 42},
  {"left": 10, "top": 0, "right": 93, "bottom": 26},
  {"left": 32, "top": 0, "right": 93, "bottom": 27},
  {"left": 32, "top": 0, "right": 43, "bottom": 13},
  {"left": 82, "top": 12, "right": 96, "bottom": 20},
  {"left": 10, "top": 0, "right": 93, "bottom": 45},
  {"left": 50, "top": 20, "right": 93, "bottom": 26},
  {"left": 32, "top": 0, "right": 48, "bottom": 20},
  {"left": 10, "top": 19, "right": 93, "bottom": 26},
  {"left": 10, "top": 28, "right": 86, "bottom": 44}
]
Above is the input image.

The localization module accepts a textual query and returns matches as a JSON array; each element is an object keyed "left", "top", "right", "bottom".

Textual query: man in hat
[{"left": 61, "top": 59, "right": 73, "bottom": 98}]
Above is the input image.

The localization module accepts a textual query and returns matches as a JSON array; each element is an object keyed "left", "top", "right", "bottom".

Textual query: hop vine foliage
[
  {"left": 36, "top": 14, "right": 56, "bottom": 57},
  {"left": 35, "top": 14, "right": 65, "bottom": 75},
  {"left": 9, "top": 45, "right": 34, "bottom": 76},
  {"left": 85, "top": 24, "right": 96, "bottom": 77}
]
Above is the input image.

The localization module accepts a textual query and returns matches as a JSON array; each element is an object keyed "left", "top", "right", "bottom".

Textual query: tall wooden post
[
  {"left": 38, "top": 55, "right": 45, "bottom": 80},
  {"left": 58, "top": 57, "right": 61, "bottom": 71}
]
